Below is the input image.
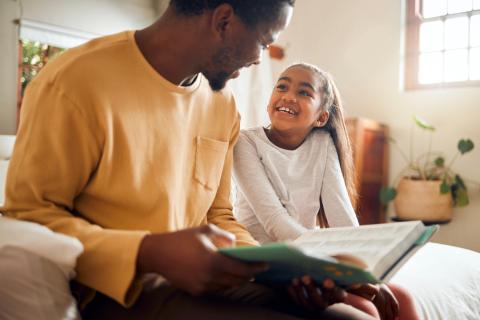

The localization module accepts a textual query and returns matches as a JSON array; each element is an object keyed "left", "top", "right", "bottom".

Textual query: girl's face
[{"left": 267, "top": 66, "right": 327, "bottom": 133}]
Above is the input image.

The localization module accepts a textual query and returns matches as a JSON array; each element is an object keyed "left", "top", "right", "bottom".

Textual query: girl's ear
[{"left": 315, "top": 111, "right": 330, "bottom": 127}]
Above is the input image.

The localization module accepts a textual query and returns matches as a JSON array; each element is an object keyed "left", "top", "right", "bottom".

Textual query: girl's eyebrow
[
  {"left": 278, "top": 76, "right": 316, "bottom": 91},
  {"left": 299, "top": 82, "right": 316, "bottom": 91},
  {"left": 277, "top": 76, "right": 291, "bottom": 83}
]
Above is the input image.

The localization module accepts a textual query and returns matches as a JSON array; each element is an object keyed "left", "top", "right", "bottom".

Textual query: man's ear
[
  {"left": 315, "top": 111, "right": 330, "bottom": 127},
  {"left": 211, "top": 4, "right": 235, "bottom": 40}
]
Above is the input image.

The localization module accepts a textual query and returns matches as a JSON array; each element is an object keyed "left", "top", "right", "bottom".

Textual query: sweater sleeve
[
  {"left": 233, "top": 132, "right": 308, "bottom": 241},
  {"left": 321, "top": 137, "right": 359, "bottom": 227},
  {"left": 206, "top": 113, "right": 258, "bottom": 247},
  {"left": 2, "top": 82, "right": 148, "bottom": 307}
]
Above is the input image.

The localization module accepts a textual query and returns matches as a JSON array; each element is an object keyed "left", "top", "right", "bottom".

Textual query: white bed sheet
[
  {"left": 0, "top": 217, "right": 83, "bottom": 278},
  {"left": 390, "top": 242, "right": 480, "bottom": 320}
]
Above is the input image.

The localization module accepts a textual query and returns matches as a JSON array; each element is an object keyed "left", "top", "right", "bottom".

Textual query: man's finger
[
  {"left": 197, "top": 233, "right": 218, "bottom": 252},
  {"left": 201, "top": 224, "right": 236, "bottom": 248}
]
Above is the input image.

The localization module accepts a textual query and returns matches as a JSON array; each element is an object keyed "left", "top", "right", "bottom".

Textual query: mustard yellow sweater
[{"left": 2, "top": 31, "right": 256, "bottom": 306}]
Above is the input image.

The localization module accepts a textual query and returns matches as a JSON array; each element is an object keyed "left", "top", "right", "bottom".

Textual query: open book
[{"left": 220, "top": 221, "right": 438, "bottom": 287}]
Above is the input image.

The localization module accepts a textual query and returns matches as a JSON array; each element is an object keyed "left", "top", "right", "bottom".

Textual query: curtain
[
  {"left": 229, "top": 55, "right": 274, "bottom": 129},
  {"left": 19, "top": 19, "right": 97, "bottom": 49}
]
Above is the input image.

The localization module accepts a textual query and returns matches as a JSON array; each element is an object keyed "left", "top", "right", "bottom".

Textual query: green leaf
[
  {"left": 380, "top": 187, "right": 397, "bottom": 205},
  {"left": 434, "top": 156, "right": 445, "bottom": 167},
  {"left": 440, "top": 181, "right": 450, "bottom": 194},
  {"left": 455, "top": 175, "right": 466, "bottom": 189},
  {"left": 457, "top": 139, "right": 474, "bottom": 154},
  {"left": 454, "top": 186, "right": 469, "bottom": 207},
  {"left": 413, "top": 115, "right": 435, "bottom": 131}
]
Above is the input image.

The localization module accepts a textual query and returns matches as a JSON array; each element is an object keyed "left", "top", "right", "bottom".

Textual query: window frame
[{"left": 404, "top": 0, "right": 480, "bottom": 90}]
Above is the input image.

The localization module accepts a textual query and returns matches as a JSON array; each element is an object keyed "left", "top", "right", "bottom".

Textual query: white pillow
[
  {"left": 0, "top": 159, "right": 9, "bottom": 207},
  {"left": 0, "top": 135, "right": 15, "bottom": 160}
]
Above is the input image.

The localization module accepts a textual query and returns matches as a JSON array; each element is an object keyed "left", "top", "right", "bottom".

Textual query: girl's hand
[
  {"left": 372, "top": 284, "right": 399, "bottom": 320},
  {"left": 287, "top": 276, "right": 346, "bottom": 310},
  {"left": 346, "top": 283, "right": 379, "bottom": 301}
]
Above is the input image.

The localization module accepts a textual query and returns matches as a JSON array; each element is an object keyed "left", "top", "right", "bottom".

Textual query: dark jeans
[{"left": 82, "top": 281, "right": 374, "bottom": 320}]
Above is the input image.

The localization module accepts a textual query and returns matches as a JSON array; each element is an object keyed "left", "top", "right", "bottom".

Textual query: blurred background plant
[
  {"left": 380, "top": 115, "right": 475, "bottom": 207},
  {"left": 20, "top": 40, "right": 64, "bottom": 95}
]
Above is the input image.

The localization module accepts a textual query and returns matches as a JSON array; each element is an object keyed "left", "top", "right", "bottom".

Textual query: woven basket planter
[{"left": 394, "top": 178, "right": 453, "bottom": 222}]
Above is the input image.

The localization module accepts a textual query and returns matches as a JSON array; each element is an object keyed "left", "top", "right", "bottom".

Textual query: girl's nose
[{"left": 282, "top": 91, "right": 296, "bottom": 102}]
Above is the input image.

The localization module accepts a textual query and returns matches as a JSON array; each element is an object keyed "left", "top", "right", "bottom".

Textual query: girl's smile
[{"left": 275, "top": 105, "right": 298, "bottom": 116}]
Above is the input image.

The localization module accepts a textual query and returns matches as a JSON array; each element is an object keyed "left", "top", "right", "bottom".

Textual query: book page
[{"left": 292, "top": 221, "right": 425, "bottom": 278}]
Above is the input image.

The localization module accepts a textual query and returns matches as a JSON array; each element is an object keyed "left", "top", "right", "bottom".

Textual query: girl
[{"left": 233, "top": 63, "right": 419, "bottom": 320}]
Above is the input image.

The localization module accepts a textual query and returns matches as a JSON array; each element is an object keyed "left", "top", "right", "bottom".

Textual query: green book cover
[{"left": 219, "top": 225, "right": 437, "bottom": 287}]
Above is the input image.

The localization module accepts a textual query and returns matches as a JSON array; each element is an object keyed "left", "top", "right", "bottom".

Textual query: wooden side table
[{"left": 346, "top": 117, "right": 389, "bottom": 225}]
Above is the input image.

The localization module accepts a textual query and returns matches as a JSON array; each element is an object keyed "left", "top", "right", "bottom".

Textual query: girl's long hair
[{"left": 287, "top": 63, "right": 358, "bottom": 209}]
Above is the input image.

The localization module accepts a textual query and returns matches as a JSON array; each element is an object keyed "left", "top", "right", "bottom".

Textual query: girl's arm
[
  {"left": 320, "top": 137, "right": 359, "bottom": 227},
  {"left": 233, "top": 133, "right": 308, "bottom": 241}
]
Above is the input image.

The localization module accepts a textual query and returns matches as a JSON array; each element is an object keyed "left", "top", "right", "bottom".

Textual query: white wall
[
  {"left": 273, "top": 0, "right": 480, "bottom": 251},
  {"left": 0, "top": 0, "right": 158, "bottom": 134},
  {"left": 0, "top": 1, "right": 19, "bottom": 134}
]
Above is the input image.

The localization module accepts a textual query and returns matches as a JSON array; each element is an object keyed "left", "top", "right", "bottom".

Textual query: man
[{"left": 2, "top": 0, "right": 373, "bottom": 319}]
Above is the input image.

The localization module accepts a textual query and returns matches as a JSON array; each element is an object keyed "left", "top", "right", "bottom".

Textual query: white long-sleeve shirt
[{"left": 233, "top": 127, "right": 358, "bottom": 243}]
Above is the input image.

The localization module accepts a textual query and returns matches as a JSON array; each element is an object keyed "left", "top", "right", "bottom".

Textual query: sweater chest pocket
[{"left": 194, "top": 136, "right": 228, "bottom": 190}]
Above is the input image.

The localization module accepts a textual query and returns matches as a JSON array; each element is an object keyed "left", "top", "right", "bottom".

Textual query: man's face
[{"left": 203, "top": 5, "right": 293, "bottom": 91}]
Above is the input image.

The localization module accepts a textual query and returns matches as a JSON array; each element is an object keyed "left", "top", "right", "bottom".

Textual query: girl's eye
[
  {"left": 276, "top": 84, "right": 287, "bottom": 91},
  {"left": 299, "top": 90, "right": 312, "bottom": 97}
]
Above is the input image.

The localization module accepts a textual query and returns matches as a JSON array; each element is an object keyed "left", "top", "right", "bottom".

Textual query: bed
[
  {"left": 0, "top": 137, "right": 12, "bottom": 206},
  {"left": 390, "top": 242, "right": 480, "bottom": 320}
]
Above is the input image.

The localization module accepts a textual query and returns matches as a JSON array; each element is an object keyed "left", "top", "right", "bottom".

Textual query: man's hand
[
  {"left": 136, "top": 224, "right": 268, "bottom": 296},
  {"left": 372, "top": 284, "right": 399, "bottom": 320},
  {"left": 287, "top": 276, "right": 346, "bottom": 311}
]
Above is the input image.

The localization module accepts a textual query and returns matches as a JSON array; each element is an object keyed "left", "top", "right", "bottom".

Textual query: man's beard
[
  {"left": 205, "top": 71, "right": 230, "bottom": 91},
  {"left": 203, "top": 45, "right": 237, "bottom": 91}
]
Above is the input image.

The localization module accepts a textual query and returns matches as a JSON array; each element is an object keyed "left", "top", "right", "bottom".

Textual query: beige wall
[
  {"left": 272, "top": 0, "right": 480, "bottom": 251},
  {"left": 0, "top": 0, "right": 158, "bottom": 134},
  {"left": 0, "top": 1, "right": 19, "bottom": 134}
]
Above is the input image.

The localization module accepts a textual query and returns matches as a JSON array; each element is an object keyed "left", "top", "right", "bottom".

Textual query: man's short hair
[{"left": 170, "top": 0, "right": 295, "bottom": 29}]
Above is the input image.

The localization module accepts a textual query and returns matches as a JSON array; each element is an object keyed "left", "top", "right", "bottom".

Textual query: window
[
  {"left": 16, "top": 39, "right": 66, "bottom": 128},
  {"left": 19, "top": 40, "right": 65, "bottom": 97},
  {"left": 15, "top": 19, "right": 97, "bottom": 127},
  {"left": 405, "top": 0, "right": 480, "bottom": 89}
]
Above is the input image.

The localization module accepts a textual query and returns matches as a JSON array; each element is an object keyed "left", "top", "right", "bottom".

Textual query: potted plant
[{"left": 380, "top": 115, "right": 475, "bottom": 222}]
